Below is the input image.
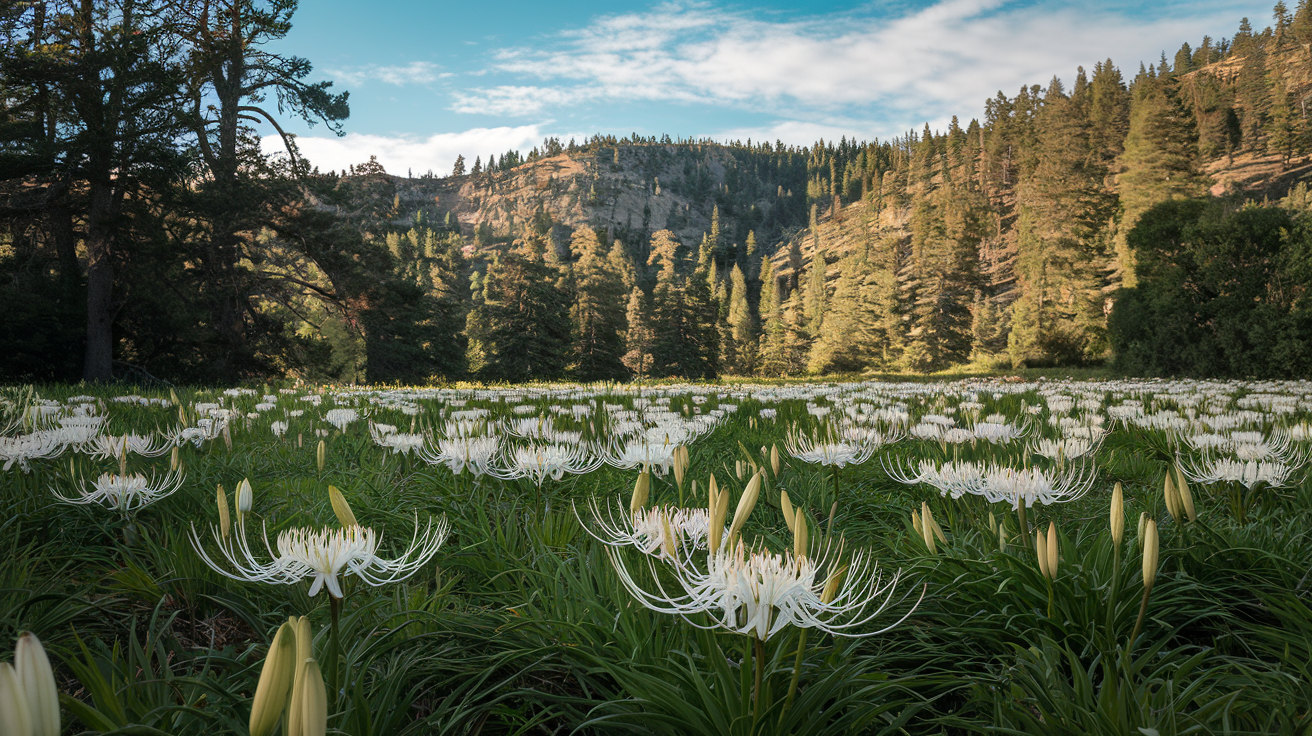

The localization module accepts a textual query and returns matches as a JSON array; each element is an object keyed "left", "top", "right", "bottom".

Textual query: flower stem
[
  {"left": 1129, "top": 585, "right": 1151, "bottom": 651},
  {"left": 1105, "top": 544, "right": 1121, "bottom": 646},
  {"left": 329, "top": 594, "right": 342, "bottom": 705},
  {"left": 753, "top": 636, "right": 766, "bottom": 727},
  {"left": 781, "top": 628, "right": 808, "bottom": 722},
  {"left": 1017, "top": 502, "right": 1029, "bottom": 550}
]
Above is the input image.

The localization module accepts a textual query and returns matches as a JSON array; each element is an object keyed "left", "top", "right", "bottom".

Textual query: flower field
[{"left": 1, "top": 378, "right": 1310, "bottom": 735}]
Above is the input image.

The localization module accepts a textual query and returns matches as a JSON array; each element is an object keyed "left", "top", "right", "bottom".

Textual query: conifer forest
[{"left": 4, "top": 2, "right": 1312, "bottom": 736}]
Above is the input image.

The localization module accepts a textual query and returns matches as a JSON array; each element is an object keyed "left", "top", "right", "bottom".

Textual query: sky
[{"left": 261, "top": 0, "right": 1278, "bottom": 176}]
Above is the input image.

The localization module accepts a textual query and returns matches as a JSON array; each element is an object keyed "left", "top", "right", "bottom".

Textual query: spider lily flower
[
  {"left": 323, "top": 408, "right": 359, "bottom": 431},
  {"left": 603, "top": 437, "right": 676, "bottom": 475},
  {"left": 970, "top": 419, "right": 1028, "bottom": 445},
  {"left": 418, "top": 435, "right": 500, "bottom": 476},
  {"left": 784, "top": 429, "right": 877, "bottom": 468},
  {"left": 81, "top": 433, "right": 172, "bottom": 460},
  {"left": 0, "top": 431, "right": 67, "bottom": 472},
  {"left": 584, "top": 499, "right": 716, "bottom": 561},
  {"left": 190, "top": 517, "right": 449, "bottom": 599},
  {"left": 887, "top": 459, "right": 1095, "bottom": 508},
  {"left": 1182, "top": 457, "right": 1298, "bottom": 490},
  {"left": 1030, "top": 436, "right": 1100, "bottom": 464},
  {"left": 609, "top": 539, "right": 919, "bottom": 641},
  {"left": 488, "top": 442, "right": 603, "bottom": 486},
  {"left": 53, "top": 469, "right": 184, "bottom": 513}
]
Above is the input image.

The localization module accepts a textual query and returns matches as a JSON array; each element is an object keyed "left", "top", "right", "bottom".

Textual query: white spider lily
[
  {"left": 971, "top": 420, "right": 1028, "bottom": 444},
  {"left": 584, "top": 500, "right": 716, "bottom": 560},
  {"left": 610, "top": 540, "right": 919, "bottom": 641},
  {"left": 784, "top": 428, "right": 878, "bottom": 468},
  {"left": 191, "top": 518, "right": 448, "bottom": 599},
  {"left": 888, "top": 459, "right": 1095, "bottom": 508},
  {"left": 371, "top": 428, "right": 424, "bottom": 456},
  {"left": 488, "top": 442, "right": 602, "bottom": 486},
  {"left": 1183, "top": 458, "right": 1297, "bottom": 490},
  {"left": 0, "top": 431, "right": 67, "bottom": 472},
  {"left": 418, "top": 435, "right": 499, "bottom": 476},
  {"left": 81, "top": 433, "right": 172, "bottom": 460},
  {"left": 323, "top": 408, "right": 359, "bottom": 431},
  {"left": 1030, "top": 436, "right": 1099, "bottom": 463},
  {"left": 53, "top": 470, "right": 184, "bottom": 512},
  {"left": 603, "top": 438, "right": 676, "bottom": 475}
]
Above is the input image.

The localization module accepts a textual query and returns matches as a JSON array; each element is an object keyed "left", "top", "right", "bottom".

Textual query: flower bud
[
  {"left": 726, "top": 472, "right": 762, "bottom": 546},
  {"left": 770, "top": 444, "right": 781, "bottom": 476},
  {"left": 288, "top": 657, "right": 327, "bottom": 736},
  {"left": 1142, "top": 518, "right": 1159, "bottom": 591},
  {"left": 821, "top": 565, "right": 847, "bottom": 604},
  {"left": 1163, "top": 470, "right": 1180, "bottom": 522},
  {"left": 1137, "top": 511, "right": 1148, "bottom": 549},
  {"left": 1174, "top": 464, "right": 1195, "bottom": 523},
  {"left": 217, "top": 485, "right": 231, "bottom": 539},
  {"left": 316, "top": 440, "right": 326, "bottom": 474},
  {"left": 1046, "top": 521, "right": 1058, "bottom": 580},
  {"left": 236, "top": 478, "right": 253, "bottom": 518},
  {"left": 921, "top": 507, "right": 937, "bottom": 555},
  {"left": 793, "top": 508, "right": 809, "bottom": 560},
  {"left": 1036, "top": 528, "right": 1049, "bottom": 579},
  {"left": 170, "top": 445, "right": 179, "bottom": 472},
  {"left": 0, "top": 662, "right": 32, "bottom": 736},
  {"left": 328, "top": 486, "right": 358, "bottom": 528},
  {"left": 1110, "top": 482, "right": 1124, "bottom": 546},
  {"left": 630, "top": 468, "right": 651, "bottom": 517},
  {"left": 15, "top": 632, "right": 59, "bottom": 736},
  {"left": 672, "top": 446, "right": 687, "bottom": 489},
  {"left": 249, "top": 622, "right": 297, "bottom": 736},
  {"left": 780, "top": 490, "right": 795, "bottom": 534}
]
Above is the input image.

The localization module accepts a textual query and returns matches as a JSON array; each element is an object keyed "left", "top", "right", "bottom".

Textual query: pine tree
[
  {"left": 452, "top": 154, "right": 466, "bottom": 176},
  {"left": 621, "top": 286, "right": 655, "bottom": 379},
  {"left": 1116, "top": 75, "right": 1205, "bottom": 287},
  {"left": 477, "top": 238, "right": 571, "bottom": 381},
  {"left": 727, "top": 264, "right": 756, "bottom": 374},
  {"left": 808, "top": 254, "right": 863, "bottom": 373},
  {"left": 757, "top": 254, "right": 788, "bottom": 375},
  {"left": 568, "top": 226, "right": 626, "bottom": 380}
]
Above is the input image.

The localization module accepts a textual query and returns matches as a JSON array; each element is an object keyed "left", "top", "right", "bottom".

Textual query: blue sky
[{"left": 264, "top": 0, "right": 1277, "bottom": 176}]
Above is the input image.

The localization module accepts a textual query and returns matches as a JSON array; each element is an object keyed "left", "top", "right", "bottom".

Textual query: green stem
[
  {"left": 1105, "top": 544, "right": 1121, "bottom": 646},
  {"left": 1046, "top": 578, "right": 1054, "bottom": 620},
  {"left": 753, "top": 636, "right": 766, "bottom": 728},
  {"left": 781, "top": 628, "right": 808, "bottom": 721},
  {"left": 329, "top": 594, "right": 342, "bottom": 706},
  {"left": 1017, "top": 502, "right": 1029, "bottom": 550},
  {"left": 1129, "top": 585, "right": 1151, "bottom": 652}
]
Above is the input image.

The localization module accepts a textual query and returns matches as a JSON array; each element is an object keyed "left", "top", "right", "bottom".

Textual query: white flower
[
  {"left": 271, "top": 421, "right": 289, "bottom": 438},
  {"left": 191, "top": 518, "right": 448, "bottom": 599},
  {"left": 586, "top": 502, "right": 715, "bottom": 560},
  {"left": 784, "top": 428, "right": 879, "bottom": 468},
  {"left": 1184, "top": 458, "right": 1296, "bottom": 490},
  {"left": 323, "top": 408, "right": 359, "bottom": 430},
  {"left": 603, "top": 438, "right": 676, "bottom": 475},
  {"left": 81, "top": 433, "right": 172, "bottom": 460},
  {"left": 888, "top": 459, "right": 1095, "bottom": 508},
  {"left": 54, "top": 470, "right": 184, "bottom": 513},
  {"left": 488, "top": 442, "right": 602, "bottom": 486},
  {"left": 610, "top": 540, "right": 919, "bottom": 641},
  {"left": 419, "top": 435, "right": 499, "bottom": 476}
]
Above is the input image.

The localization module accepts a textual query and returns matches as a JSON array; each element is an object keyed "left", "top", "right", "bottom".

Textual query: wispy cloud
[
  {"left": 452, "top": 0, "right": 1257, "bottom": 139},
  {"left": 324, "top": 61, "right": 446, "bottom": 87},
  {"left": 267, "top": 126, "right": 548, "bottom": 176}
]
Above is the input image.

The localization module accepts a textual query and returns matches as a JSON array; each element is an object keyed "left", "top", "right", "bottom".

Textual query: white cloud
[
  {"left": 323, "top": 61, "right": 443, "bottom": 87},
  {"left": 454, "top": 0, "right": 1263, "bottom": 135},
  {"left": 266, "top": 126, "right": 548, "bottom": 176}
]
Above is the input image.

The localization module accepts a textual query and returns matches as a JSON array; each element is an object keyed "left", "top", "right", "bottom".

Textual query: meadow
[{"left": 0, "top": 377, "right": 1310, "bottom": 735}]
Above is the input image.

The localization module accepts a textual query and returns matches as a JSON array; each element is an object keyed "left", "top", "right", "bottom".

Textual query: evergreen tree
[
  {"left": 477, "top": 238, "right": 571, "bottom": 381},
  {"left": 727, "top": 264, "right": 756, "bottom": 374},
  {"left": 1116, "top": 75, "right": 1205, "bottom": 287},
  {"left": 452, "top": 154, "right": 466, "bottom": 176},
  {"left": 803, "top": 251, "right": 827, "bottom": 338},
  {"left": 808, "top": 254, "right": 863, "bottom": 373},
  {"left": 621, "top": 286, "right": 655, "bottom": 379},
  {"left": 568, "top": 226, "right": 626, "bottom": 380},
  {"left": 757, "top": 254, "right": 788, "bottom": 375}
]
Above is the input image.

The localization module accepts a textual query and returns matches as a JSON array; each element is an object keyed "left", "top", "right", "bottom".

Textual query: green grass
[{"left": 0, "top": 382, "right": 1308, "bottom": 734}]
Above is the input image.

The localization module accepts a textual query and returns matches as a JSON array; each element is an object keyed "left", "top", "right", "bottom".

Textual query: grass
[{"left": 0, "top": 380, "right": 1308, "bottom": 734}]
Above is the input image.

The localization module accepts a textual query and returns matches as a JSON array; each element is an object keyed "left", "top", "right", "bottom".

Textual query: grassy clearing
[{"left": 0, "top": 380, "right": 1308, "bottom": 734}]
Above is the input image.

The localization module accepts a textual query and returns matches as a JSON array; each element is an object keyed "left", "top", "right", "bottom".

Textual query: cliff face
[{"left": 384, "top": 144, "right": 806, "bottom": 256}]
